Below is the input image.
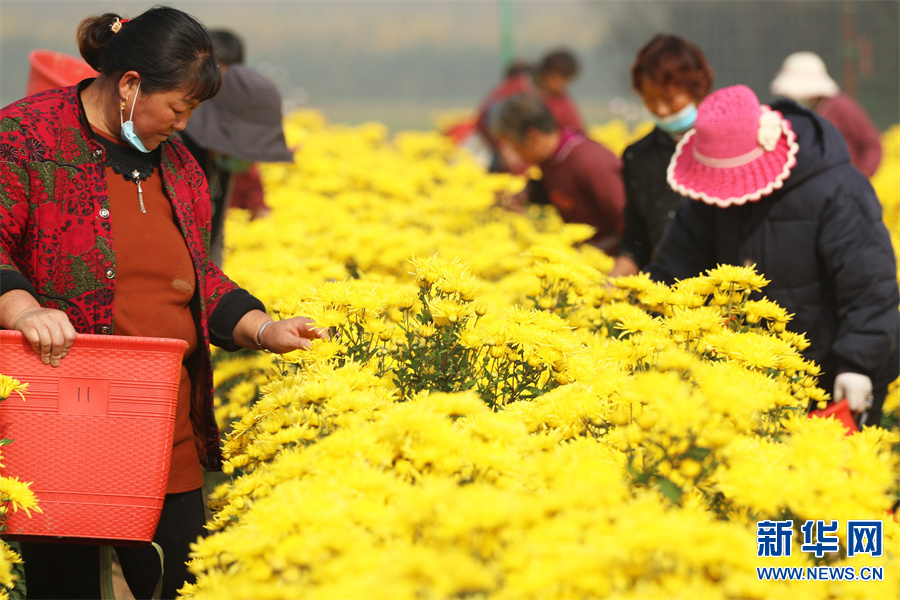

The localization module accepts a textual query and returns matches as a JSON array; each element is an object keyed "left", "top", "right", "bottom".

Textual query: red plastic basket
[
  {"left": 26, "top": 49, "right": 98, "bottom": 97},
  {"left": 0, "top": 330, "right": 187, "bottom": 545},
  {"left": 808, "top": 398, "right": 859, "bottom": 435}
]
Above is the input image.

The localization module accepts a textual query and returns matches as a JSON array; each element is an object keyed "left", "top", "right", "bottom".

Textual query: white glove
[{"left": 833, "top": 372, "right": 873, "bottom": 412}]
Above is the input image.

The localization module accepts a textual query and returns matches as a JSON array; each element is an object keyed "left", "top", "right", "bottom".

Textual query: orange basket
[
  {"left": 0, "top": 330, "right": 187, "bottom": 545},
  {"left": 808, "top": 398, "right": 859, "bottom": 435},
  {"left": 26, "top": 50, "right": 98, "bottom": 97}
]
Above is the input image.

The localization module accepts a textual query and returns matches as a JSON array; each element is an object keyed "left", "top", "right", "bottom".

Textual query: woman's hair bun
[{"left": 76, "top": 13, "right": 121, "bottom": 72}]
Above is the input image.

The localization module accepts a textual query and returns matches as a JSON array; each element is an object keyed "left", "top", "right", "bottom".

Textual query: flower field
[
  {"left": 177, "top": 116, "right": 900, "bottom": 599},
  {"left": 1, "top": 118, "right": 898, "bottom": 600}
]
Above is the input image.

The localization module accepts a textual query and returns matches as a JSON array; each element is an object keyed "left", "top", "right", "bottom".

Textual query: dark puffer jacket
[
  {"left": 647, "top": 100, "right": 900, "bottom": 402},
  {"left": 618, "top": 127, "right": 689, "bottom": 269}
]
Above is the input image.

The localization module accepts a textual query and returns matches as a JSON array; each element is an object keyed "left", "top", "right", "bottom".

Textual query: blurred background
[{"left": 1, "top": 0, "right": 898, "bottom": 131}]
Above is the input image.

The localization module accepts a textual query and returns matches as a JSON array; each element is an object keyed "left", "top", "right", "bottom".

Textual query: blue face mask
[
  {"left": 654, "top": 102, "right": 698, "bottom": 135},
  {"left": 120, "top": 82, "right": 151, "bottom": 153}
]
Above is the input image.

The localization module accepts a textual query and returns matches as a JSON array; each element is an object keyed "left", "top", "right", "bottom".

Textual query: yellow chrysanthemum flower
[
  {"left": 705, "top": 264, "right": 770, "bottom": 292},
  {"left": 0, "top": 476, "right": 42, "bottom": 518},
  {"left": 0, "top": 375, "right": 28, "bottom": 402}
]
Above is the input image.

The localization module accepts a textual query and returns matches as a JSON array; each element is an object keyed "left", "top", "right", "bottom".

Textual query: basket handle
[{"left": 100, "top": 543, "right": 164, "bottom": 600}]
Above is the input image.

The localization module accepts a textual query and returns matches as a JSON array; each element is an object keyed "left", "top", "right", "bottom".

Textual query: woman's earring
[{"left": 120, "top": 100, "right": 127, "bottom": 110}]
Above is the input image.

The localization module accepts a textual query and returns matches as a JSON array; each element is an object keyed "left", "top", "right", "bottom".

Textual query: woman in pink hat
[{"left": 646, "top": 84, "right": 899, "bottom": 428}]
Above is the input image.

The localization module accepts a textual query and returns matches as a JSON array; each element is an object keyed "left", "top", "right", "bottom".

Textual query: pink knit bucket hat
[{"left": 667, "top": 84, "right": 799, "bottom": 207}]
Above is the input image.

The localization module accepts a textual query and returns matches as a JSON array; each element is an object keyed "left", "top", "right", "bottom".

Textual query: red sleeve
[
  {"left": 821, "top": 94, "right": 882, "bottom": 177},
  {"left": 229, "top": 165, "right": 268, "bottom": 211},
  {"left": 574, "top": 144, "right": 625, "bottom": 236}
]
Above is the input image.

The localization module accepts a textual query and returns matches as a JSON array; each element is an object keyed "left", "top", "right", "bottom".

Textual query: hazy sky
[
  {"left": 2, "top": 1, "right": 898, "bottom": 130},
  {"left": 1, "top": 0, "right": 621, "bottom": 126}
]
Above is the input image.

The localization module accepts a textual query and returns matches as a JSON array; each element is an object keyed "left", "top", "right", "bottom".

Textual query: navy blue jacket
[
  {"left": 618, "top": 127, "right": 688, "bottom": 269},
  {"left": 647, "top": 100, "right": 899, "bottom": 397}
]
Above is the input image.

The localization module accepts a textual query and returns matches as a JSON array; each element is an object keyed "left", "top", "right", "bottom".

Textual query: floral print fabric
[{"left": 0, "top": 83, "right": 243, "bottom": 469}]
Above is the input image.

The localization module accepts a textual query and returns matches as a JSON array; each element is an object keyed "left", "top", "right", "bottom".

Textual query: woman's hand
[
  {"left": 608, "top": 255, "right": 640, "bottom": 280},
  {"left": 499, "top": 191, "right": 529, "bottom": 214},
  {"left": 1, "top": 290, "right": 77, "bottom": 367},
  {"left": 233, "top": 310, "right": 328, "bottom": 354},
  {"left": 833, "top": 372, "right": 873, "bottom": 414},
  {"left": 257, "top": 316, "right": 329, "bottom": 354}
]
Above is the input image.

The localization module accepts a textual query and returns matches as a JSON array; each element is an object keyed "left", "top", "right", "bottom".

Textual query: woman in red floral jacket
[{"left": 0, "top": 7, "right": 323, "bottom": 598}]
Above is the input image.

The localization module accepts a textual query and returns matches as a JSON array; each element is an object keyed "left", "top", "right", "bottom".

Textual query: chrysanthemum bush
[
  {"left": 0, "top": 376, "right": 40, "bottom": 600},
  {"left": 185, "top": 114, "right": 899, "bottom": 599}
]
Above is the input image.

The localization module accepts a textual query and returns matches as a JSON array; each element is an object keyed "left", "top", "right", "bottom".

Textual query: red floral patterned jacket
[{"left": 0, "top": 83, "right": 262, "bottom": 470}]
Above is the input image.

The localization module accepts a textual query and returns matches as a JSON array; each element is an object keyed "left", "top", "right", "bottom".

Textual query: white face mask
[
  {"left": 120, "top": 82, "right": 151, "bottom": 153},
  {"left": 654, "top": 102, "right": 698, "bottom": 135}
]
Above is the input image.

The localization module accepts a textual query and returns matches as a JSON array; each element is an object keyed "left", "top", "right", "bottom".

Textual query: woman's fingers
[
  {"left": 291, "top": 316, "right": 329, "bottom": 340},
  {"left": 51, "top": 319, "right": 77, "bottom": 366},
  {"left": 257, "top": 317, "right": 327, "bottom": 354},
  {"left": 15, "top": 308, "right": 76, "bottom": 367}
]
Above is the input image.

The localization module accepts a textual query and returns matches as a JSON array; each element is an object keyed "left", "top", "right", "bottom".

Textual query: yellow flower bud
[
  {"left": 679, "top": 458, "right": 702, "bottom": 479},
  {"left": 397, "top": 293, "right": 418, "bottom": 310},
  {"left": 610, "top": 406, "right": 631, "bottom": 426},
  {"left": 636, "top": 411, "right": 657, "bottom": 430},
  {"left": 714, "top": 290, "right": 731, "bottom": 306},
  {"left": 627, "top": 428, "right": 644, "bottom": 445},
  {"left": 705, "top": 427, "right": 732, "bottom": 448}
]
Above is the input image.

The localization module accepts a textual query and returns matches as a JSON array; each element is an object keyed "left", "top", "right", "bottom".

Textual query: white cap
[{"left": 770, "top": 51, "right": 840, "bottom": 100}]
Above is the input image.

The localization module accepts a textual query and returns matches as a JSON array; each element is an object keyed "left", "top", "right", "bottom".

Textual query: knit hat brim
[{"left": 667, "top": 111, "right": 799, "bottom": 208}]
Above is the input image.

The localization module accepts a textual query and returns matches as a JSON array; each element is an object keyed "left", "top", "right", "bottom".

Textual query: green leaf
[
  {"left": 657, "top": 476, "right": 683, "bottom": 503},
  {"left": 682, "top": 446, "right": 711, "bottom": 461}
]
